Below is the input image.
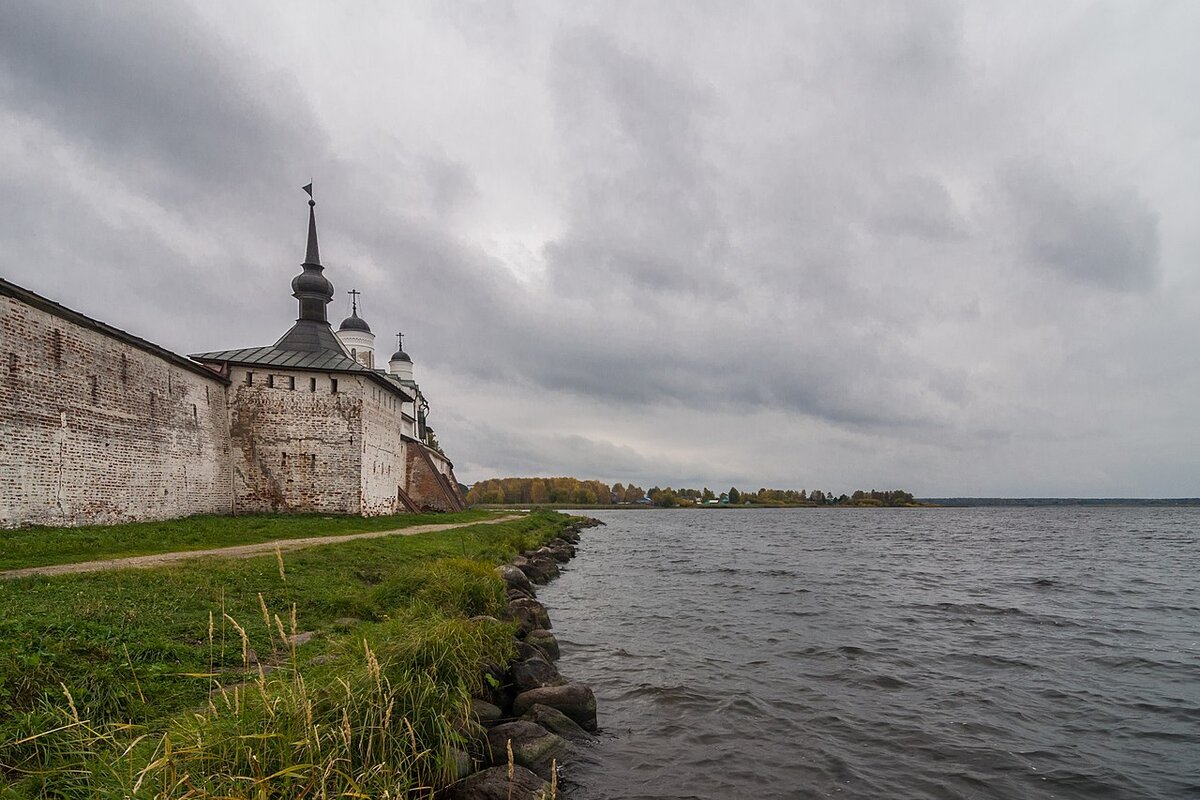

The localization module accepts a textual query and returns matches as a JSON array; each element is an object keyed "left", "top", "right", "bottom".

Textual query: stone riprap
[{"left": 449, "top": 516, "right": 603, "bottom": 800}]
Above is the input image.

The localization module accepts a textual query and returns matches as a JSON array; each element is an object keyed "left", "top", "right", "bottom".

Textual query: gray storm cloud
[
  {"left": 1000, "top": 159, "right": 1161, "bottom": 291},
  {"left": 1, "top": 0, "right": 1197, "bottom": 496}
]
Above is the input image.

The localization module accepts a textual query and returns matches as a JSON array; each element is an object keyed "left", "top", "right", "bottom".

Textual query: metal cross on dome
[
  {"left": 395, "top": 332, "right": 404, "bottom": 351},
  {"left": 348, "top": 289, "right": 361, "bottom": 315}
]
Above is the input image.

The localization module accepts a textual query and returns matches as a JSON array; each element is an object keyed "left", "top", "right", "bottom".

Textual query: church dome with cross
[
  {"left": 335, "top": 289, "right": 376, "bottom": 368},
  {"left": 339, "top": 306, "right": 372, "bottom": 334},
  {"left": 388, "top": 332, "right": 415, "bottom": 382}
]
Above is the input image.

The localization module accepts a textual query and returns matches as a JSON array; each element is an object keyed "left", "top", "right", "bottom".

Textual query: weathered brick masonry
[
  {"left": 227, "top": 366, "right": 365, "bottom": 514},
  {"left": 1, "top": 289, "right": 233, "bottom": 528},
  {"left": 405, "top": 436, "right": 467, "bottom": 512},
  {"left": 225, "top": 367, "right": 414, "bottom": 516}
]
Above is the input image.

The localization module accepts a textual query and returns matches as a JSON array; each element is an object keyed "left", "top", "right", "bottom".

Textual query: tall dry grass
[{"left": 5, "top": 581, "right": 517, "bottom": 798}]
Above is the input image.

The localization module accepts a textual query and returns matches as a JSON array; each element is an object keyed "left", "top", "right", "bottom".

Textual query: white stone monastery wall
[
  {"left": 360, "top": 380, "right": 413, "bottom": 515},
  {"left": 0, "top": 294, "right": 233, "bottom": 528}
]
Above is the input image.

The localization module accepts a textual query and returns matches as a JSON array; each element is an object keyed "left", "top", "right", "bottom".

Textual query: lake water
[{"left": 539, "top": 507, "right": 1200, "bottom": 799}]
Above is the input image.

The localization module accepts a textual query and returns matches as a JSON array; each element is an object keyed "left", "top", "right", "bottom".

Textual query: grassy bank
[
  {"left": 0, "top": 510, "right": 498, "bottom": 571},
  {"left": 0, "top": 509, "right": 577, "bottom": 798}
]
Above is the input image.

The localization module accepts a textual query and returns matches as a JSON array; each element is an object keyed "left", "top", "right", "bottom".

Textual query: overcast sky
[{"left": 3, "top": 1, "right": 1198, "bottom": 496}]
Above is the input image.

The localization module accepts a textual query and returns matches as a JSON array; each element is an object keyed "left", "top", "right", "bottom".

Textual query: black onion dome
[
  {"left": 339, "top": 312, "right": 371, "bottom": 333},
  {"left": 292, "top": 267, "right": 334, "bottom": 299},
  {"left": 390, "top": 349, "right": 412, "bottom": 363}
]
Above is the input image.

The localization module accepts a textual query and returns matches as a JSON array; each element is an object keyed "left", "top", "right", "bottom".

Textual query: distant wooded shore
[
  {"left": 465, "top": 478, "right": 1200, "bottom": 509},
  {"left": 466, "top": 478, "right": 924, "bottom": 507}
]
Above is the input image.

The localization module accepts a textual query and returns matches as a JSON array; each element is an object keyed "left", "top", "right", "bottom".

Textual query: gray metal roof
[
  {"left": 190, "top": 346, "right": 365, "bottom": 372},
  {"left": 191, "top": 343, "right": 414, "bottom": 402},
  {"left": 273, "top": 319, "right": 347, "bottom": 353}
]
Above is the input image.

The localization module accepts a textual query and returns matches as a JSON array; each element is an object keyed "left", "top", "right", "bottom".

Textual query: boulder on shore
[
  {"left": 509, "top": 656, "right": 566, "bottom": 693},
  {"left": 545, "top": 538, "right": 577, "bottom": 560},
  {"left": 523, "top": 629, "right": 560, "bottom": 661},
  {"left": 507, "top": 598, "right": 552, "bottom": 635},
  {"left": 522, "top": 703, "right": 597, "bottom": 742},
  {"left": 513, "top": 683, "right": 598, "bottom": 732},
  {"left": 495, "top": 564, "right": 536, "bottom": 596},
  {"left": 444, "top": 765, "right": 551, "bottom": 800},
  {"left": 469, "top": 698, "right": 503, "bottom": 725},
  {"left": 516, "top": 556, "right": 560, "bottom": 584},
  {"left": 507, "top": 586, "right": 536, "bottom": 602},
  {"left": 485, "top": 720, "right": 572, "bottom": 780},
  {"left": 514, "top": 640, "right": 548, "bottom": 663}
]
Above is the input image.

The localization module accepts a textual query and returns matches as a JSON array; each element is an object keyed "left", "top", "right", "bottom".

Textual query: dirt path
[{"left": 1, "top": 515, "right": 523, "bottom": 580}]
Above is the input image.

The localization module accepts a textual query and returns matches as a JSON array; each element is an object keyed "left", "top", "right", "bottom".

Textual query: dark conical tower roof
[
  {"left": 274, "top": 185, "right": 340, "bottom": 353},
  {"left": 291, "top": 186, "right": 334, "bottom": 321}
]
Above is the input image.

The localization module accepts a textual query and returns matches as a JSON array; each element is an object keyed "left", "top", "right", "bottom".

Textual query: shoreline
[
  {"left": 475, "top": 498, "right": 1200, "bottom": 510},
  {"left": 446, "top": 515, "right": 604, "bottom": 798}
]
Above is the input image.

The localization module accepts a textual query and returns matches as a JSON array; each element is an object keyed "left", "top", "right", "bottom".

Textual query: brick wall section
[
  {"left": 0, "top": 294, "right": 232, "bottom": 528},
  {"left": 404, "top": 439, "right": 466, "bottom": 512},
  {"left": 227, "top": 366, "right": 364, "bottom": 515}
]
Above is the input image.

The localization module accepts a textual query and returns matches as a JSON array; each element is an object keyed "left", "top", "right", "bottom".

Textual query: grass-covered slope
[{"left": 0, "top": 510, "right": 577, "bottom": 798}]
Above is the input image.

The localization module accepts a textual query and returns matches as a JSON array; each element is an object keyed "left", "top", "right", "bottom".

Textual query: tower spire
[
  {"left": 291, "top": 183, "right": 334, "bottom": 322},
  {"left": 302, "top": 183, "right": 320, "bottom": 266}
]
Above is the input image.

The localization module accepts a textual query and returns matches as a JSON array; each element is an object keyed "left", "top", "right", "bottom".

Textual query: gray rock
[
  {"left": 509, "top": 657, "right": 565, "bottom": 693},
  {"left": 470, "top": 698, "right": 503, "bottom": 725},
  {"left": 513, "top": 683, "right": 597, "bottom": 731},
  {"left": 485, "top": 721, "right": 572, "bottom": 780},
  {"left": 515, "top": 640, "right": 547, "bottom": 662},
  {"left": 444, "top": 765, "right": 550, "bottom": 800},
  {"left": 546, "top": 538, "right": 576, "bottom": 560},
  {"left": 507, "top": 598, "right": 552, "bottom": 635},
  {"left": 521, "top": 703, "right": 597, "bottom": 742},
  {"left": 523, "top": 630, "right": 559, "bottom": 660},
  {"left": 495, "top": 564, "right": 536, "bottom": 595},
  {"left": 506, "top": 587, "right": 536, "bottom": 603},
  {"left": 517, "top": 556, "right": 559, "bottom": 584}
]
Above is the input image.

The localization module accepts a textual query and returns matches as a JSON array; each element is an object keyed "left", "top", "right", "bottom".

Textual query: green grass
[
  {"left": 0, "top": 510, "right": 499, "bottom": 571},
  {"left": 0, "top": 509, "right": 578, "bottom": 798}
]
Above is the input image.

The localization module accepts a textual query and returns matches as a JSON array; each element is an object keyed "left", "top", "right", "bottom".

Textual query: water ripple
[{"left": 543, "top": 507, "right": 1200, "bottom": 800}]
